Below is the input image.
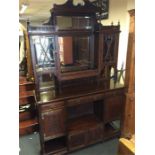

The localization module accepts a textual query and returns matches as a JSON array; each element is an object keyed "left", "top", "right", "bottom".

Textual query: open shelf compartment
[
  {"left": 104, "top": 120, "right": 121, "bottom": 140},
  {"left": 44, "top": 136, "right": 67, "bottom": 155},
  {"left": 68, "top": 114, "right": 102, "bottom": 133}
]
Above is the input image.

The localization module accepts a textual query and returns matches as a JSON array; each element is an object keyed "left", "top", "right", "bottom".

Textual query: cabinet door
[
  {"left": 41, "top": 107, "right": 66, "bottom": 140},
  {"left": 86, "top": 124, "right": 103, "bottom": 145},
  {"left": 104, "top": 95, "right": 123, "bottom": 123},
  {"left": 68, "top": 131, "right": 86, "bottom": 151}
]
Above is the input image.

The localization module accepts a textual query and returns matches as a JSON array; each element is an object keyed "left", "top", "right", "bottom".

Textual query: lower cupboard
[{"left": 37, "top": 88, "right": 124, "bottom": 155}]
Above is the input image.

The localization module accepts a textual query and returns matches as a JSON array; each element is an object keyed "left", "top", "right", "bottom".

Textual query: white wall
[{"left": 101, "top": 0, "right": 135, "bottom": 69}]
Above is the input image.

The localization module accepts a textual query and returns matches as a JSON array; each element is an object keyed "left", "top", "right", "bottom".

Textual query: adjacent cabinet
[
  {"left": 28, "top": 0, "right": 125, "bottom": 154},
  {"left": 118, "top": 9, "right": 135, "bottom": 155}
]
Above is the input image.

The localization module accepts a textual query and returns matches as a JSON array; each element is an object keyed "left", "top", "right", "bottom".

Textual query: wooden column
[
  {"left": 118, "top": 9, "right": 135, "bottom": 155},
  {"left": 122, "top": 9, "right": 135, "bottom": 138}
]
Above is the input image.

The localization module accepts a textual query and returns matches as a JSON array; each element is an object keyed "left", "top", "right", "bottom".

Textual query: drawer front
[
  {"left": 67, "top": 93, "right": 104, "bottom": 107},
  {"left": 104, "top": 95, "right": 123, "bottom": 123},
  {"left": 86, "top": 124, "right": 103, "bottom": 145},
  {"left": 67, "top": 96, "right": 93, "bottom": 107},
  {"left": 41, "top": 107, "right": 66, "bottom": 140},
  {"left": 93, "top": 93, "right": 104, "bottom": 101},
  {"left": 68, "top": 131, "right": 86, "bottom": 151},
  {"left": 40, "top": 101, "right": 65, "bottom": 112}
]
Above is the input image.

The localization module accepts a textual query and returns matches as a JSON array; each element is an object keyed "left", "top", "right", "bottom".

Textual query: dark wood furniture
[
  {"left": 118, "top": 9, "right": 135, "bottom": 155},
  {"left": 28, "top": 0, "right": 125, "bottom": 154}
]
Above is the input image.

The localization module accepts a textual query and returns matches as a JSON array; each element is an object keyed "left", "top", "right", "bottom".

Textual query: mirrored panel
[
  {"left": 58, "top": 36, "right": 96, "bottom": 73},
  {"left": 30, "top": 35, "right": 56, "bottom": 73},
  {"left": 56, "top": 16, "right": 92, "bottom": 29},
  {"left": 38, "top": 73, "right": 55, "bottom": 91}
]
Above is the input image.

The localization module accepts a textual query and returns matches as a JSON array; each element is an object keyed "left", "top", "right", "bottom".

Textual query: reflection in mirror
[
  {"left": 58, "top": 36, "right": 96, "bottom": 73},
  {"left": 57, "top": 16, "right": 92, "bottom": 29},
  {"left": 31, "top": 36, "right": 56, "bottom": 72}
]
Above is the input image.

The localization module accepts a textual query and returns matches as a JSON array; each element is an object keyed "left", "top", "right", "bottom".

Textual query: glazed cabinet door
[
  {"left": 41, "top": 106, "right": 66, "bottom": 141},
  {"left": 104, "top": 94, "right": 123, "bottom": 123}
]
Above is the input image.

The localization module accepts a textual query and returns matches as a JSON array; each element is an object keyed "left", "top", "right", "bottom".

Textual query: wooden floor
[{"left": 19, "top": 132, "right": 119, "bottom": 155}]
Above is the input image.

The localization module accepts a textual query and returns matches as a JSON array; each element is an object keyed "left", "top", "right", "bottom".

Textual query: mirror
[
  {"left": 56, "top": 16, "right": 92, "bottom": 29},
  {"left": 58, "top": 35, "right": 96, "bottom": 73},
  {"left": 38, "top": 73, "right": 55, "bottom": 91}
]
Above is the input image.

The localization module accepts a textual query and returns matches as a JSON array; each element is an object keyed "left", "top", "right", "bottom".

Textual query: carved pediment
[{"left": 51, "top": 0, "right": 101, "bottom": 17}]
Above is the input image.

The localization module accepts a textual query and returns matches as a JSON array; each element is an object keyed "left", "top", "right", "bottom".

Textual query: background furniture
[
  {"left": 19, "top": 76, "right": 38, "bottom": 136},
  {"left": 118, "top": 9, "right": 135, "bottom": 155},
  {"left": 19, "top": 23, "right": 38, "bottom": 136}
]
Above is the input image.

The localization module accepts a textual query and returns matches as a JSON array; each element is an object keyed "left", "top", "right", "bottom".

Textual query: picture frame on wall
[{"left": 90, "top": 0, "right": 109, "bottom": 19}]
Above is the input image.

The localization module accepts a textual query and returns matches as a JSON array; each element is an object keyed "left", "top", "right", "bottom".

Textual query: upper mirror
[
  {"left": 58, "top": 35, "right": 96, "bottom": 73},
  {"left": 56, "top": 16, "right": 92, "bottom": 30}
]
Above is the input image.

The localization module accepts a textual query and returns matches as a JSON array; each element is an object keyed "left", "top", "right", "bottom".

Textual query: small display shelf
[{"left": 68, "top": 114, "right": 102, "bottom": 133}]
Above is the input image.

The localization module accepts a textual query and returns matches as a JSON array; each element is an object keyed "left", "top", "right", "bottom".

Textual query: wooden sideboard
[{"left": 27, "top": 1, "right": 125, "bottom": 154}]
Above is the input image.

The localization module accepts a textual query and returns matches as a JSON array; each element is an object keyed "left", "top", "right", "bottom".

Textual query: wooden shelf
[
  {"left": 19, "top": 111, "right": 35, "bottom": 122},
  {"left": 19, "top": 118, "right": 38, "bottom": 136},
  {"left": 68, "top": 114, "right": 102, "bottom": 133},
  {"left": 19, "top": 95, "right": 35, "bottom": 106},
  {"left": 19, "top": 90, "right": 34, "bottom": 99},
  {"left": 19, "top": 76, "right": 33, "bottom": 84}
]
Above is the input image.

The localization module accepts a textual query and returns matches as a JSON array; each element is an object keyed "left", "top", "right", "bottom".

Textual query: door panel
[{"left": 41, "top": 107, "right": 66, "bottom": 140}]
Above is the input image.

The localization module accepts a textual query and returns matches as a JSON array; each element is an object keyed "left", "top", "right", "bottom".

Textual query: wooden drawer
[
  {"left": 40, "top": 101, "right": 65, "bottom": 112},
  {"left": 67, "top": 93, "right": 104, "bottom": 107},
  {"left": 104, "top": 95, "right": 123, "bottom": 123},
  {"left": 104, "top": 89, "right": 123, "bottom": 97},
  {"left": 93, "top": 93, "right": 104, "bottom": 101},
  {"left": 41, "top": 107, "right": 66, "bottom": 141},
  {"left": 67, "top": 96, "right": 93, "bottom": 107}
]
